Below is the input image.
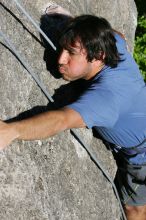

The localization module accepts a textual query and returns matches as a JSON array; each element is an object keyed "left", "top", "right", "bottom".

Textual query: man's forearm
[
  {"left": 11, "top": 110, "right": 67, "bottom": 141},
  {"left": 0, "top": 107, "right": 85, "bottom": 150}
]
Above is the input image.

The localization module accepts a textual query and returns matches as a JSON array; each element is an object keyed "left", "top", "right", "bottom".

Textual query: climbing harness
[
  {"left": 116, "top": 139, "right": 146, "bottom": 156},
  {"left": 0, "top": 1, "right": 127, "bottom": 219}
]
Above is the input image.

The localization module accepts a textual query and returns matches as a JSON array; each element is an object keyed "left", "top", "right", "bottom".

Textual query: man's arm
[{"left": 0, "top": 107, "right": 86, "bottom": 150}]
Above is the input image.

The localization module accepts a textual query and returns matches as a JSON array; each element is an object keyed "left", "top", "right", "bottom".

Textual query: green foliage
[{"left": 133, "top": 16, "right": 146, "bottom": 81}]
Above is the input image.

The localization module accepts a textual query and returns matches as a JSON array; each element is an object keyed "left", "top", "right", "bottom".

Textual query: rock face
[{"left": 0, "top": 0, "right": 137, "bottom": 220}]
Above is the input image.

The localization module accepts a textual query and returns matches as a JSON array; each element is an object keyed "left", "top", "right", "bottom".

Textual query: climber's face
[{"left": 58, "top": 41, "right": 99, "bottom": 81}]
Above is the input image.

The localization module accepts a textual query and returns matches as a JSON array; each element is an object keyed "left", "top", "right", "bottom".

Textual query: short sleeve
[{"left": 67, "top": 82, "right": 119, "bottom": 128}]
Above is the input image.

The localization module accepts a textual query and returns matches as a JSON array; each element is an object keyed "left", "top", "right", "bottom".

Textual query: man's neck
[{"left": 85, "top": 62, "right": 105, "bottom": 80}]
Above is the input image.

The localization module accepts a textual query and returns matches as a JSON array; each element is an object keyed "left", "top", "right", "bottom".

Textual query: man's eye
[
  {"left": 69, "top": 51, "right": 75, "bottom": 55},
  {"left": 67, "top": 50, "right": 76, "bottom": 55}
]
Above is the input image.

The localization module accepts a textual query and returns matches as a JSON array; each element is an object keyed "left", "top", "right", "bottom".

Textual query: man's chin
[
  {"left": 61, "top": 74, "right": 79, "bottom": 82},
  {"left": 62, "top": 75, "right": 72, "bottom": 81}
]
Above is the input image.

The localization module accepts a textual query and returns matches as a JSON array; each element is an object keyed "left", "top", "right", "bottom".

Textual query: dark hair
[{"left": 59, "top": 15, "right": 121, "bottom": 68}]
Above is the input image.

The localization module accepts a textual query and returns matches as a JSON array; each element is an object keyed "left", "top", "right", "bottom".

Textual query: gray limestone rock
[{"left": 0, "top": 0, "right": 137, "bottom": 219}]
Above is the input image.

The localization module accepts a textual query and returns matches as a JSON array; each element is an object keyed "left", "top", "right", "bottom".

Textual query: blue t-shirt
[{"left": 67, "top": 33, "right": 146, "bottom": 165}]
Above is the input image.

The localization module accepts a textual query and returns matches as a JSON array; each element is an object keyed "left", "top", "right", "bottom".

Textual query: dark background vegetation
[{"left": 134, "top": 0, "right": 146, "bottom": 81}]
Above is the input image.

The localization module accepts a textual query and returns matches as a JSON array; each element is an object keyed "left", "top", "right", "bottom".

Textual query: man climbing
[{"left": 0, "top": 8, "right": 146, "bottom": 220}]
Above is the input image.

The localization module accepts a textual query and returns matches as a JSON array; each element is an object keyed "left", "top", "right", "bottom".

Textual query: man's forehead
[{"left": 67, "top": 40, "right": 85, "bottom": 52}]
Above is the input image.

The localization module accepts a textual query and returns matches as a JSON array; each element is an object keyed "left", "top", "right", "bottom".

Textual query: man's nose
[{"left": 58, "top": 50, "right": 69, "bottom": 65}]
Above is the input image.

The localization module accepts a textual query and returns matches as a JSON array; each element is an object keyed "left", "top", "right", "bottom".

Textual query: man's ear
[
  {"left": 99, "top": 51, "right": 105, "bottom": 61},
  {"left": 91, "top": 52, "right": 105, "bottom": 63},
  {"left": 91, "top": 52, "right": 105, "bottom": 64}
]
